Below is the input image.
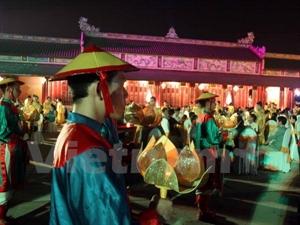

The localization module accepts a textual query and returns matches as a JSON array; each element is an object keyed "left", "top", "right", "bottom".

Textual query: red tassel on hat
[{"left": 99, "top": 72, "right": 114, "bottom": 118}]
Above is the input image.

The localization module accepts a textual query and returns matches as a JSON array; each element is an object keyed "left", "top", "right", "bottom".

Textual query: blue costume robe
[
  {"left": 101, "top": 118, "right": 120, "bottom": 145},
  {"left": 50, "top": 113, "right": 131, "bottom": 225},
  {"left": 50, "top": 113, "right": 159, "bottom": 225}
]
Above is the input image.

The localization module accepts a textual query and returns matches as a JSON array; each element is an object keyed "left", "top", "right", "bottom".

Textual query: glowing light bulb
[{"left": 233, "top": 85, "right": 239, "bottom": 92}]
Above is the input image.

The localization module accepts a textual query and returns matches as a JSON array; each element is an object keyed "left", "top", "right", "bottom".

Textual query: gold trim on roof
[{"left": 265, "top": 53, "right": 300, "bottom": 60}]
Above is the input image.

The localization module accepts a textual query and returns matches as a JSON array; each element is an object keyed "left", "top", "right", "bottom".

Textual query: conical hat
[
  {"left": 0, "top": 77, "right": 24, "bottom": 86},
  {"left": 50, "top": 45, "right": 139, "bottom": 81},
  {"left": 196, "top": 91, "right": 218, "bottom": 100}
]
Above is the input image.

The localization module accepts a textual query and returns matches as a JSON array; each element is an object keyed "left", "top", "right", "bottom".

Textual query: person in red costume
[
  {"left": 195, "top": 92, "right": 227, "bottom": 224},
  {"left": 49, "top": 45, "right": 173, "bottom": 225},
  {"left": 0, "top": 77, "right": 28, "bottom": 225}
]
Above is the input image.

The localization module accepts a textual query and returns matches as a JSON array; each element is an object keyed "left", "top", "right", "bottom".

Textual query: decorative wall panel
[
  {"left": 54, "top": 58, "right": 72, "bottom": 64},
  {"left": 162, "top": 56, "right": 193, "bottom": 70},
  {"left": 199, "top": 59, "right": 227, "bottom": 72},
  {"left": 127, "top": 54, "right": 157, "bottom": 68},
  {"left": 285, "top": 71, "right": 299, "bottom": 76},
  {"left": 0, "top": 55, "right": 22, "bottom": 61},
  {"left": 28, "top": 57, "right": 48, "bottom": 62},
  {"left": 231, "top": 61, "right": 256, "bottom": 74},
  {"left": 264, "top": 70, "right": 282, "bottom": 76}
]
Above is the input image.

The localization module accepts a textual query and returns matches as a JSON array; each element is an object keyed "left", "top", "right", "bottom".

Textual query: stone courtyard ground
[{"left": 6, "top": 132, "right": 300, "bottom": 225}]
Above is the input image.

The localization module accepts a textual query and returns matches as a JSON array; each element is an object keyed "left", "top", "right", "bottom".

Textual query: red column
[
  {"left": 190, "top": 83, "right": 195, "bottom": 104},
  {"left": 252, "top": 86, "right": 258, "bottom": 106},
  {"left": 155, "top": 81, "right": 161, "bottom": 107},
  {"left": 288, "top": 88, "right": 294, "bottom": 109},
  {"left": 279, "top": 87, "right": 284, "bottom": 110},
  {"left": 222, "top": 85, "right": 227, "bottom": 107}
]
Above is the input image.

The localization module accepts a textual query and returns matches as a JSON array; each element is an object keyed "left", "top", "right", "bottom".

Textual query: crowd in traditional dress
[
  {"left": 2, "top": 45, "right": 299, "bottom": 224},
  {"left": 129, "top": 98, "right": 300, "bottom": 158},
  {"left": 12, "top": 95, "right": 68, "bottom": 144}
]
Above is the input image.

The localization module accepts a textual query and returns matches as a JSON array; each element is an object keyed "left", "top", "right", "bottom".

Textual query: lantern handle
[{"left": 155, "top": 185, "right": 172, "bottom": 199}]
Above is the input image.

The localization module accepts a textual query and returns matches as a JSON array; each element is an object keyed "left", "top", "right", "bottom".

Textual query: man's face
[
  {"left": 10, "top": 84, "right": 21, "bottom": 98},
  {"left": 192, "top": 118, "right": 197, "bottom": 126},
  {"left": 276, "top": 119, "right": 281, "bottom": 126},
  {"left": 149, "top": 98, "right": 156, "bottom": 106},
  {"left": 208, "top": 99, "right": 216, "bottom": 112},
  {"left": 109, "top": 71, "right": 128, "bottom": 120},
  {"left": 256, "top": 104, "right": 261, "bottom": 110},
  {"left": 163, "top": 110, "right": 168, "bottom": 117},
  {"left": 247, "top": 116, "right": 253, "bottom": 123},
  {"left": 290, "top": 117, "right": 295, "bottom": 123}
]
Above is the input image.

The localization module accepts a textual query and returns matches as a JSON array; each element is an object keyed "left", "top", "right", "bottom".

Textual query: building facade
[{"left": 0, "top": 18, "right": 299, "bottom": 109}]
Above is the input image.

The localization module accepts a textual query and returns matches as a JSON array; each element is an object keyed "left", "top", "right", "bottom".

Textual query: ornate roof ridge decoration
[
  {"left": 237, "top": 32, "right": 255, "bottom": 47},
  {"left": 165, "top": 27, "right": 179, "bottom": 38},
  {"left": 85, "top": 31, "right": 244, "bottom": 48},
  {"left": 263, "top": 69, "right": 300, "bottom": 76},
  {"left": 265, "top": 52, "right": 300, "bottom": 61},
  {"left": 0, "top": 33, "right": 79, "bottom": 44},
  {"left": 79, "top": 17, "right": 100, "bottom": 33},
  {"left": 249, "top": 45, "right": 266, "bottom": 59},
  {"left": 80, "top": 17, "right": 244, "bottom": 48}
]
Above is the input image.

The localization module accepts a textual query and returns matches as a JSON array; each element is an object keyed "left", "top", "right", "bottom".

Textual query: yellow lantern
[{"left": 137, "top": 135, "right": 210, "bottom": 198}]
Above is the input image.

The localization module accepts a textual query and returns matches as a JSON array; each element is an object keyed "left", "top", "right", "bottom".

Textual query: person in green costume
[
  {"left": 0, "top": 77, "right": 28, "bottom": 225},
  {"left": 194, "top": 91, "right": 227, "bottom": 224}
]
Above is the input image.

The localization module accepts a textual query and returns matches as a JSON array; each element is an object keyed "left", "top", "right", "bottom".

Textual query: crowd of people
[
  {"left": 123, "top": 96, "right": 299, "bottom": 223},
  {"left": 0, "top": 44, "right": 299, "bottom": 224},
  {"left": 11, "top": 95, "right": 68, "bottom": 144},
  {"left": 131, "top": 98, "right": 300, "bottom": 152}
]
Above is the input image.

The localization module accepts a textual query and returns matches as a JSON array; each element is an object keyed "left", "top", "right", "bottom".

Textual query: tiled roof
[
  {"left": 0, "top": 32, "right": 261, "bottom": 61},
  {"left": 0, "top": 39, "right": 80, "bottom": 58},
  {"left": 126, "top": 69, "right": 300, "bottom": 88},
  {"left": 84, "top": 36, "right": 261, "bottom": 61},
  {"left": 0, "top": 61, "right": 62, "bottom": 76},
  {"left": 264, "top": 58, "right": 300, "bottom": 71},
  {"left": 1, "top": 62, "right": 299, "bottom": 88}
]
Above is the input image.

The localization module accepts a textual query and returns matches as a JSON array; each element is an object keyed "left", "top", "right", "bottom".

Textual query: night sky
[{"left": 0, "top": 0, "right": 299, "bottom": 54}]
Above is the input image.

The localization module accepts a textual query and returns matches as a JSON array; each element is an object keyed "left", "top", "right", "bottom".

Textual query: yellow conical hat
[
  {"left": 50, "top": 45, "right": 139, "bottom": 81},
  {"left": 0, "top": 77, "right": 24, "bottom": 86},
  {"left": 196, "top": 91, "right": 218, "bottom": 100}
]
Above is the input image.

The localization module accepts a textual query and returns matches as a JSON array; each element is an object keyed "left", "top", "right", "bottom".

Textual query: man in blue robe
[{"left": 49, "top": 45, "right": 173, "bottom": 225}]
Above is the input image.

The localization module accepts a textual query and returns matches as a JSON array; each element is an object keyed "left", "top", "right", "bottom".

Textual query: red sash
[
  {"left": 53, "top": 123, "right": 112, "bottom": 168},
  {"left": 0, "top": 101, "right": 18, "bottom": 115},
  {"left": 0, "top": 101, "right": 27, "bottom": 191}
]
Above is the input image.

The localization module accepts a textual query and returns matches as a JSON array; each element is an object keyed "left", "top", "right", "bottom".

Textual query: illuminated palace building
[{"left": 0, "top": 17, "right": 299, "bottom": 109}]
